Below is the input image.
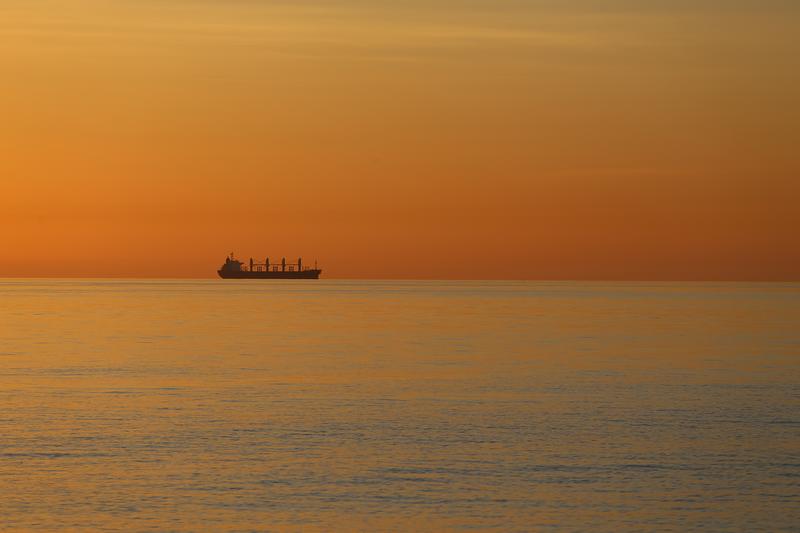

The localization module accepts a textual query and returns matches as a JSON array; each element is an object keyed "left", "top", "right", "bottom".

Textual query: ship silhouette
[{"left": 218, "top": 253, "right": 321, "bottom": 279}]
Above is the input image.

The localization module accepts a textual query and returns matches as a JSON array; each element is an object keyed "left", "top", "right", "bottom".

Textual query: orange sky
[{"left": 1, "top": 1, "right": 798, "bottom": 279}]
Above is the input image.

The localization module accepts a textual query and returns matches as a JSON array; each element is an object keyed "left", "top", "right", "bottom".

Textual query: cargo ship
[{"left": 218, "top": 253, "right": 321, "bottom": 279}]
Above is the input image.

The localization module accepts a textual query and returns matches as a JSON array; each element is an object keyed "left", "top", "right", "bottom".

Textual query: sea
[{"left": 0, "top": 279, "right": 798, "bottom": 531}]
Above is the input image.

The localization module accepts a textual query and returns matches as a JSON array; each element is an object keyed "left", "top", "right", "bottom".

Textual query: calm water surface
[{"left": 0, "top": 280, "right": 798, "bottom": 531}]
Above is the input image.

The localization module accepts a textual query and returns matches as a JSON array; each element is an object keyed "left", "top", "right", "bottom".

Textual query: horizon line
[{"left": 0, "top": 275, "right": 798, "bottom": 284}]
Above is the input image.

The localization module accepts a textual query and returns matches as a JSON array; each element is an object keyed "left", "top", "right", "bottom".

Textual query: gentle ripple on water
[{"left": 0, "top": 280, "right": 798, "bottom": 531}]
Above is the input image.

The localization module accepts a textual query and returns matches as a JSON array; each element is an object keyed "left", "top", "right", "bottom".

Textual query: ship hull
[{"left": 218, "top": 269, "right": 322, "bottom": 279}]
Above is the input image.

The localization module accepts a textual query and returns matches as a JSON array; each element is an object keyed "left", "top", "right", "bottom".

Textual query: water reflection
[{"left": 0, "top": 280, "right": 797, "bottom": 530}]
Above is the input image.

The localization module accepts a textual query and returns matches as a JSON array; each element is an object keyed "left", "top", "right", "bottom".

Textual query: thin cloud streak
[{"left": 0, "top": 1, "right": 682, "bottom": 60}]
